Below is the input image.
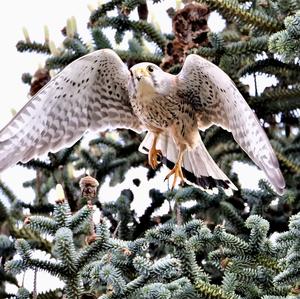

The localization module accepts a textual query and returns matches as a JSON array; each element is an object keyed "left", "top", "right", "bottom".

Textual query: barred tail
[{"left": 139, "top": 132, "right": 237, "bottom": 194}]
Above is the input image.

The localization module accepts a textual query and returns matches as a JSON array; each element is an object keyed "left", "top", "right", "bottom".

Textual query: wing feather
[
  {"left": 0, "top": 49, "right": 143, "bottom": 171},
  {"left": 177, "top": 54, "right": 285, "bottom": 194}
]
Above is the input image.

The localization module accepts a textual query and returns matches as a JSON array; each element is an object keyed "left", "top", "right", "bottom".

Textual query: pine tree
[{"left": 1, "top": 0, "right": 300, "bottom": 298}]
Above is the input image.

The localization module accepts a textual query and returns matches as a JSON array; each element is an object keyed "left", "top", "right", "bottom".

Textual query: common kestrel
[{"left": 0, "top": 49, "right": 285, "bottom": 194}]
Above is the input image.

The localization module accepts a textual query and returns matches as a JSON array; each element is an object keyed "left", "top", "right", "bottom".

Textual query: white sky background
[{"left": 0, "top": 0, "right": 277, "bottom": 294}]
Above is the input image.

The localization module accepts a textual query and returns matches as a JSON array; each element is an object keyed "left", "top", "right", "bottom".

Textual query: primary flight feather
[{"left": 0, "top": 49, "right": 285, "bottom": 195}]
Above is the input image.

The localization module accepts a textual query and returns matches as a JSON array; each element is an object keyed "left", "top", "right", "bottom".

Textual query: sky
[{"left": 0, "top": 0, "right": 274, "bottom": 294}]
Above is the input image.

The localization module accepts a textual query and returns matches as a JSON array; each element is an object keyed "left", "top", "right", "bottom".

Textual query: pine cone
[
  {"left": 29, "top": 68, "right": 51, "bottom": 96},
  {"left": 161, "top": 3, "right": 210, "bottom": 70},
  {"left": 79, "top": 175, "right": 99, "bottom": 200}
]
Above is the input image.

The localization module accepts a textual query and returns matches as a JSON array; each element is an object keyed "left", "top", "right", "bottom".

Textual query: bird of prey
[{"left": 0, "top": 49, "right": 285, "bottom": 194}]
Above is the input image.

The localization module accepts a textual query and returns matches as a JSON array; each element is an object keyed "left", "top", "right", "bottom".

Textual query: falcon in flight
[{"left": 0, "top": 49, "right": 285, "bottom": 194}]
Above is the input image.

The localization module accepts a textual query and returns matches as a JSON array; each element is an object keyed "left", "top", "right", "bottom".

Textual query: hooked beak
[{"left": 134, "top": 67, "right": 149, "bottom": 81}]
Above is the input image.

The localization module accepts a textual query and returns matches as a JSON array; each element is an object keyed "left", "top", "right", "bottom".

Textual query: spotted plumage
[{"left": 0, "top": 49, "right": 285, "bottom": 195}]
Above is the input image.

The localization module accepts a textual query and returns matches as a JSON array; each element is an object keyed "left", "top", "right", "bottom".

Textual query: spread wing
[
  {"left": 177, "top": 54, "right": 285, "bottom": 194},
  {"left": 0, "top": 49, "right": 143, "bottom": 172}
]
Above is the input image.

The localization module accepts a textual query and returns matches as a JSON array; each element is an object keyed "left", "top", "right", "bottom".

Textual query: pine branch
[
  {"left": 214, "top": 226, "right": 250, "bottom": 255},
  {"left": 70, "top": 205, "right": 93, "bottom": 232},
  {"left": 36, "top": 289, "right": 63, "bottom": 299},
  {"left": 245, "top": 215, "right": 270, "bottom": 253},
  {"left": 0, "top": 180, "right": 17, "bottom": 203},
  {"left": 24, "top": 216, "right": 58, "bottom": 235},
  {"left": 195, "top": 280, "right": 238, "bottom": 299},
  {"left": 54, "top": 228, "right": 78, "bottom": 274},
  {"left": 219, "top": 201, "right": 246, "bottom": 233},
  {"left": 269, "top": 11, "right": 300, "bottom": 61},
  {"left": 194, "top": 36, "right": 269, "bottom": 58},
  {"left": 89, "top": 0, "right": 123, "bottom": 24},
  {"left": 116, "top": 49, "right": 163, "bottom": 64},
  {"left": 10, "top": 225, "right": 52, "bottom": 253},
  {"left": 238, "top": 58, "right": 300, "bottom": 79},
  {"left": 77, "top": 222, "right": 110, "bottom": 268},
  {"left": 63, "top": 38, "right": 89, "bottom": 56},
  {"left": 196, "top": 0, "right": 282, "bottom": 33},
  {"left": 45, "top": 52, "right": 81, "bottom": 69},
  {"left": 92, "top": 16, "right": 166, "bottom": 50},
  {"left": 250, "top": 85, "right": 300, "bottom": 114},
  {"left": 91, "top": 27, "right": 113, "bottom": 49},
  {"left": 16, "top": 41, "right": 50, "bottom": 54},
  {"left": 0, "top": 200, "right": 9, "bottom": 224}
]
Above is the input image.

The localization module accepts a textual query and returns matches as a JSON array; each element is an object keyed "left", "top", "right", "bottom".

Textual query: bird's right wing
[{"left": 0, "top": 49, "right": 143, "bottom": 172}]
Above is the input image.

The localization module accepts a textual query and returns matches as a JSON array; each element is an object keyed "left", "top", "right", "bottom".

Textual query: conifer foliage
[{"left": 1, "top": 0, "right": 300, "bottom": 298}]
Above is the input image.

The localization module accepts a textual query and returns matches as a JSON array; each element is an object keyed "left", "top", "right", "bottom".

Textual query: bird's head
[{"left": 129, "top": 63, "right": 174, "bottom": 97}]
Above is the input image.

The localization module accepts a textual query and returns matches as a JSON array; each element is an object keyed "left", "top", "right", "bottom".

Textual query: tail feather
[{"left": 139, "top": 132, "right": 237, "bottom": 194}]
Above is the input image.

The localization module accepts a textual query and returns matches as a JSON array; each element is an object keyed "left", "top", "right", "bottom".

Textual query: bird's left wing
[
  {"left": 0, "top": 49, "right": 143, "bottom": 172},
  {"left": 177, "top": 54, "right": 285, "bottom": 194}
]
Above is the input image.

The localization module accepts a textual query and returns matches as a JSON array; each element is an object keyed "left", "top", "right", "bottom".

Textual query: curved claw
[
  {"left": 164, "top": 162, "right": 185, "bottom": 190},
  {"left": 148, "top": 148, "right": 162, "bottom": 169}
]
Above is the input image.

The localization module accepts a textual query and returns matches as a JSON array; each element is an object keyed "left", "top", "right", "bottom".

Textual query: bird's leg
[
  {"left": 148, "top": 133, "right": 162, "bottom": 169},
  {"left": 164, "top": 146, "right": 185, "bottom": 190}
]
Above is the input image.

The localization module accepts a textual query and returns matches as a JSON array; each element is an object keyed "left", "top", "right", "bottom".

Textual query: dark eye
[{"left": 147, "top": 65, "right": 154, "bottom": 72}]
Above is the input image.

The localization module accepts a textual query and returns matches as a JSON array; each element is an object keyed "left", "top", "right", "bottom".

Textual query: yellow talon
[
  {"left": 148, "top": 147, "right": 162, "bottom": 169},
  {"left": 148, "top": 133, "right": 162, "bottom": 169},
  {"left": 164, "top": 162, "right": 185, "bottom": 190}
]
